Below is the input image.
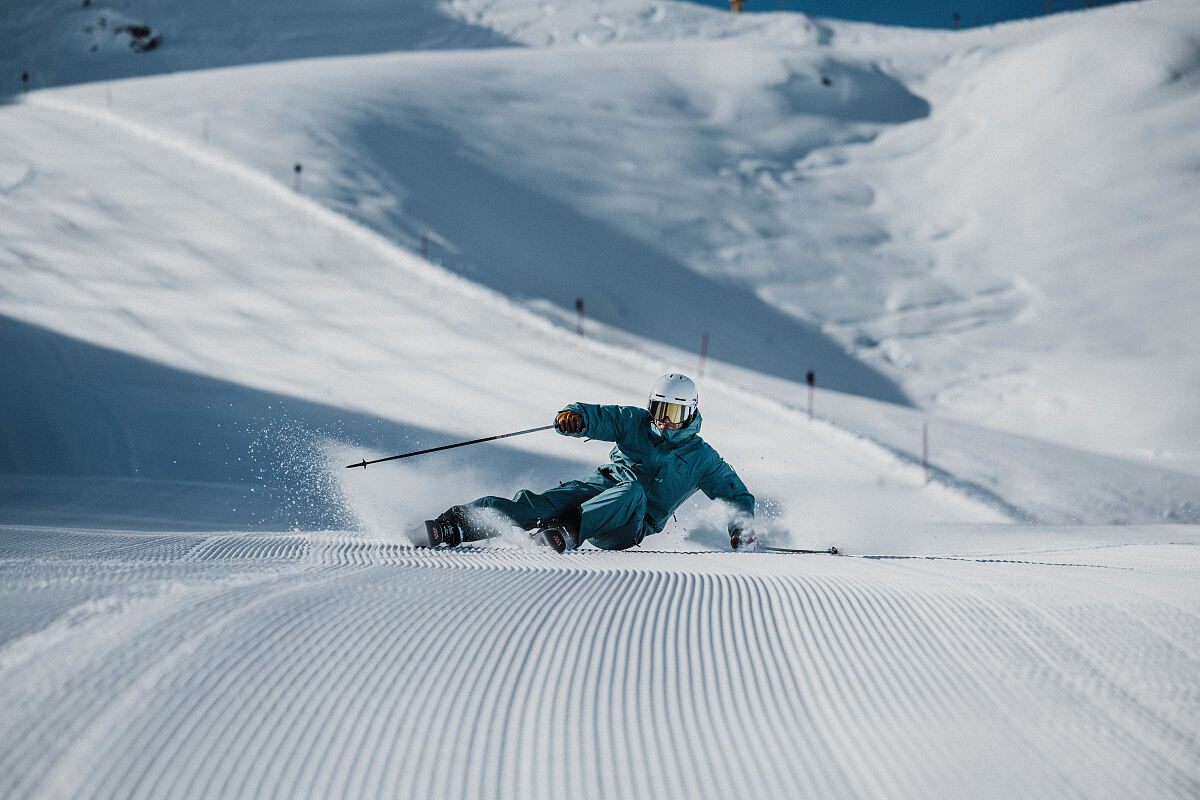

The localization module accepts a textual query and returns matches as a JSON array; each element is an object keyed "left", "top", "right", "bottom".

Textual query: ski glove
[
  {"left": 730, "top": 527, "right": 757, "bottom": 551},
  {"left": 555, "top": 410, "right": 585, "bottom": 435}
]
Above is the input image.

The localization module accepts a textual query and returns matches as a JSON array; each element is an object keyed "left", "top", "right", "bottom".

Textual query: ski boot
[
  {"left": 531, "top": 508, "right": 581, "bottom": 554},
  {"left": 426, "top": 506, "right": 492, "bottom": 548}
]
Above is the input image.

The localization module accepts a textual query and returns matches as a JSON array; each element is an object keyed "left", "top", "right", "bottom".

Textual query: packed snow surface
[
  {"left": 3, "top": 526, "right": 1198, "bottom": 799},
  {"left": 1, "top": 0, "right": 1199, "bottom": 797}
]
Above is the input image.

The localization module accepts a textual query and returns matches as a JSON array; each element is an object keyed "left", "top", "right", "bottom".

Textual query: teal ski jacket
[{"left": 560, "top": 403, "right": 755, "bottom": 534}]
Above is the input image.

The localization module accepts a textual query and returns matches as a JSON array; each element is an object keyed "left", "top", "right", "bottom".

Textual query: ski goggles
[{"left": 648, "top": 400, "right": 690, "bottom": 424}]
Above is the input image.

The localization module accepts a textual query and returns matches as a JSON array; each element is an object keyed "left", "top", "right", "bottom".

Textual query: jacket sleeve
[
  {"left": 558, "top": 403, "right": 639, "bottom": 442},
  {"left": 698, "top": 457, "right": 755, "bottom": 531}
]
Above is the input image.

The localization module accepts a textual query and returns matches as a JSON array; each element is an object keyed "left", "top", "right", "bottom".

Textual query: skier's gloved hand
[
  {"left": 730, "top": 527, "right": 757, "bottom": 551},
  {"left": 555, "top": 410, "right": 585, "bottom": 435}
]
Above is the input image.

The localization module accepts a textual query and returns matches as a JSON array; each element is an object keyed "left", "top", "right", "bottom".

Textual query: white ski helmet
[{"left": 647, "top": 373, "right": 698, "bottom": 426}]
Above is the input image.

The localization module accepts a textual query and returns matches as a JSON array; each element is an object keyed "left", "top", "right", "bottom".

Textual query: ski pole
[{"left": 346, "top": 425, "right": 555, "bottom": 469}]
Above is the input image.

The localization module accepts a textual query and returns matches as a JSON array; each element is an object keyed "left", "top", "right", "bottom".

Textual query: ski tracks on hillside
[{"left": 2, "top": 528, "right": 1198, "bottom": 799}]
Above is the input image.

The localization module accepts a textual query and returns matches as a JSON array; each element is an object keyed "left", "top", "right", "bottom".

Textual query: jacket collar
[{"left": 648, "top": 411, "right": 702, "bottom": 446}]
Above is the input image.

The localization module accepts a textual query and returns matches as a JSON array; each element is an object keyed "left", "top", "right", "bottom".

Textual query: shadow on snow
[
  {"left": 349, "top": 120, "right": 912, "bottom": 406},
  {"left": 0, "top": 314, "right": 584, "bottom": 531}
]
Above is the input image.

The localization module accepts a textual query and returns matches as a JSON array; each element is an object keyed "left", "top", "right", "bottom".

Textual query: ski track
[{"left": 1, "top": 527, "right": 1198, "bottom": 799}]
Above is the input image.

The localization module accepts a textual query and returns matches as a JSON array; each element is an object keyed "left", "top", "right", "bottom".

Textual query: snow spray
[
  {"left": 247, "top": 409, "right": 355, "bottom": 531},
  {"left": 337, "top": 453, "right": 533, "bottom": 546}
]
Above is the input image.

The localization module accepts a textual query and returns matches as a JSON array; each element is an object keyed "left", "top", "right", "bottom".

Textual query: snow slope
[
  {"left": 23, "top": 0, "right": 1197, "bottom": 462},
  {"left": 425, "top": 0, "right": 1200, "bottom": 463},
  {"left": 2, "top": 0, "right": 1199, "bottom": 797},
  {"left": 0, "top": 89, "right": 1008, "bottom": 539}
]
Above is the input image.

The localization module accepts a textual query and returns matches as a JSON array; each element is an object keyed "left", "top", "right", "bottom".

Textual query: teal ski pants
[{"left": 471, "top": 470, "right": 650, "bottom": 550}]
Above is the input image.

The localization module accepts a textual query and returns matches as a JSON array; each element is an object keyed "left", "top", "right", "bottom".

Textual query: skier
[{"left": 430, "top": 373, "right": 756, "bottom": 552}]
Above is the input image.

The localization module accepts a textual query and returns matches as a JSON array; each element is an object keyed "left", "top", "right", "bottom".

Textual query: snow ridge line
[
  {"left": 2, "top": 525, "right": 1138, "bottom": 572},
  {"left": 858, "top": 553, "right": 1128, "bottom": 569},
  {"left": 185, "top": 533, "right": 311, "bottom": 562},
  {"left": 955, "top": 571, "right": 1200, "bottom": 794}
]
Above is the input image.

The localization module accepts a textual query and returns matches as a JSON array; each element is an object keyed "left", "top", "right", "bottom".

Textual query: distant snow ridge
[{"left": 2, "top": 528, "right": 1197, "bottom": 799}]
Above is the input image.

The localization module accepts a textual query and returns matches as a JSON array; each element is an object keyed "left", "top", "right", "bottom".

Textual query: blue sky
[{"left": 686, "top": 0, "right": 1133, "bottom": 29}]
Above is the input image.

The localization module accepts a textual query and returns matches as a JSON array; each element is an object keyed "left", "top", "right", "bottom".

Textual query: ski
[
  {"left": 760, "top": 545, "right": 840, "bottom": 555},
  {"left": 419, "top": 516, "right": 566, "bottom": 551},
  {"left": 415, "top": 516, "right": 837, "bottom": 556},
  {"left": 409, "top": 539, "right": 840, "bottom": 555}
]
